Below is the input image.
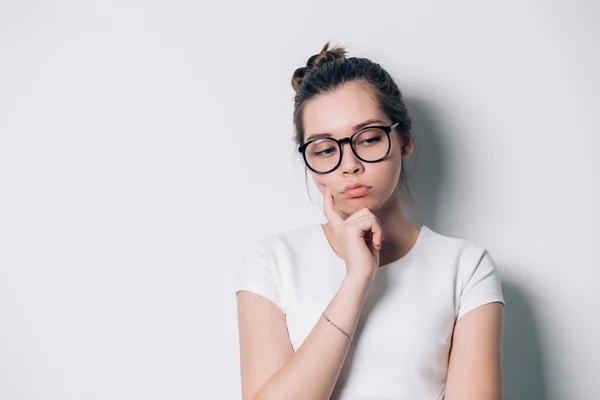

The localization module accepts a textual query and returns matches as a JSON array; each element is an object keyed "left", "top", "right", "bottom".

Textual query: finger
[
  {"left": 372, "top": 227, "right": 384, "bottom": 250},
  {"left": 355, "top": 215, "right": 385, "bottom": 249},
  {"left": 369, "top": 214, "right": 384, "bottom": 248},
  {"left": 344, "top": 207, "right": 371, "bottom": 223},
  {"left": 347, "top": 209, "right": 385, "bottom": 242},
  {"left": 363, "top": 232, "right": 381, "bottom": 253},
  {"left": 322, "top": 187, "right": 343, "bottom": 225},
  {"left": 366, "top": 212, "right": 385, "bottom": 242},
  {"left": 373, "top": 214, "right": 385, "bottom": 241}
]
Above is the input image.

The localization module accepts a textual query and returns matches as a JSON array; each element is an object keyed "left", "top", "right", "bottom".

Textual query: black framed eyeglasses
[{"left": 298, "top": 122, "right": 399, "bottom": 174}]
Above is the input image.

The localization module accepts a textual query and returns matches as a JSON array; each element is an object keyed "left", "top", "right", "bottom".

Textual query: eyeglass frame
[{"left": 297, "top": 122, "right": 400, "bottom": 174}]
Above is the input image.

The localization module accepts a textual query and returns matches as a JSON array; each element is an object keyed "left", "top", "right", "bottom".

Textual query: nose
[{"left": 339, "top": 141, "right": 364, "bottom": 175}]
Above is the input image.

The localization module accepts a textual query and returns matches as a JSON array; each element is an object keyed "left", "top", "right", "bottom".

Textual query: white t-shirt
[{"left": 234, "top": 223, "right": 504, "bottom": 400}]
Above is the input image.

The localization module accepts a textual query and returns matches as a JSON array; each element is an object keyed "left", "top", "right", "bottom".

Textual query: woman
[{"left": 235, "top": 42, "right": 504, "bottom": 400}]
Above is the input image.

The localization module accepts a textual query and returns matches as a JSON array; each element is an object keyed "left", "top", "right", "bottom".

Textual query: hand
[{"left": 322, "top": 187, "right": 384, "bottom": 282}]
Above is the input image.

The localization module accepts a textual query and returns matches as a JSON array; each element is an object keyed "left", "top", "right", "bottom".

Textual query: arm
[
  {"left": 236, "top": 275, "right": 371, "bottom": 400},
  {"left": 445, "top": 302, "right": 504, "bottom": 400}
]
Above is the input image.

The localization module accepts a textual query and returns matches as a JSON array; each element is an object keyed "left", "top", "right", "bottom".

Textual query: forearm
[{"left": 254, "top": 275, "right": 371, "bottom": 400}]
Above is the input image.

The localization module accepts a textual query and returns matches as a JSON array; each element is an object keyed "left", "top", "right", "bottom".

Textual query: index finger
[{"left": 323, "top": 187, "right": 343, "bottom": 225}]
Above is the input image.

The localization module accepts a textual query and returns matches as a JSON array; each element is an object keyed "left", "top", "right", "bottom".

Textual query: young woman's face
[{"left": 302, "top": 81, "right": 409, "bottom": 216}]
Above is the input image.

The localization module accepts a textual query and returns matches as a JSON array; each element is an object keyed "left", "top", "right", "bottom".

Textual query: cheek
[
  {"left": 387, "top": 137, "right": 405, "bottom": 176},
  {"left": 310, "top": 174, "right": 332, "bottom": 192},
  {"left": 373, "top": 161, "right": 402, "bottom": 187},
  {"left": 377, "top": 137, "right": 404, "bottom": 178}
]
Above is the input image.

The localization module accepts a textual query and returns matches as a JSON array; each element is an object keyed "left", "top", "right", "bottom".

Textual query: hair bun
[{"left": 291, "top": 42, "right": 347, "bottom": 92}]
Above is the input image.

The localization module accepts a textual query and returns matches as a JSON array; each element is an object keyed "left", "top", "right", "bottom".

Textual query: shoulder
[
  {"left": 421, "top": 226, "right": 487, "bottom": 257},
  {"left": 418, "top": 226, "right": 504, "bottom": 318},
  {"left": 235, "top": 223, "right": 322, "bottom": 309},
  {"left": 420, "top": 226, "right": 496, "bottom": 280},
  {"left": 251, "top": 222, "right": 323, "bottom": 258},
  {"left": 238, "top": 223, "right": 324, "bottom": 275}
]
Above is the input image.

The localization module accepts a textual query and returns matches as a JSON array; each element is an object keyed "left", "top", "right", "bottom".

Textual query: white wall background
[{"left": 1, "top": 1, "right": 598, "bottom": 399}]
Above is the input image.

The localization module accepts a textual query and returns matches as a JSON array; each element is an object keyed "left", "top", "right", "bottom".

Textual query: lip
[{"left": 342, "top": 183, "right": 372, "bottom": 198}]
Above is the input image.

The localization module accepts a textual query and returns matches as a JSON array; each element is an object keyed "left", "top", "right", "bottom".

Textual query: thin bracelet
[{"left": 322, "top": 312, "right": 354, "bottom": 341}]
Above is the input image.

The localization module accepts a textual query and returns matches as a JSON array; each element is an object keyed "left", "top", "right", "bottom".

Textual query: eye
[
  {"left": 359, "top": 136, "right": 382, "bottom": 146},
  {"left": 355, "top": 128, "right": 385, "bottom": 147},
  {"left": 308, "top": 139, "right": 339, "bottom": 158},
  {"left": 313, "top": 147, "right": 337, "bottom": 157}
]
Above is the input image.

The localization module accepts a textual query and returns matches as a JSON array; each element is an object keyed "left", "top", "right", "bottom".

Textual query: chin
[{"left": 339, "top": 195, "right": 382, "bottom": 213}]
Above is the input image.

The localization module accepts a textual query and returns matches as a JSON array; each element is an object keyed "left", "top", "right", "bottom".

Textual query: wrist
[{"left": 342, "top": 273, "right": 374, "bottom": 296}]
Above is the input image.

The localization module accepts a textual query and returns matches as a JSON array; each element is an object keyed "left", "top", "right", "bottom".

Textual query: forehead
[{"left": 303, "top": 81, "right": 385, "bottom": 140}]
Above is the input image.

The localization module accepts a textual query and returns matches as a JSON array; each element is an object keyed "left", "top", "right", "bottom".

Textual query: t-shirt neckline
[{"left": 315, "top": 223, "right": 429, "bottom": 269}]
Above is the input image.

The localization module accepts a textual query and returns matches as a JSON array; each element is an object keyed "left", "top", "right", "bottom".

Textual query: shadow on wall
[
  {"left": 402, "top": 98, "right": 448, "bottom": 228},
  {"left": 404, "top": 98, "right": 548, "bottom": 399},
  {"left": 502, "top": 279, "right": 548, "bottom": 400}
]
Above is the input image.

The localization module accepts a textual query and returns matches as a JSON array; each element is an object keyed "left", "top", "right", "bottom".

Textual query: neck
[
  {"left": 373, "top": 187, "right": 408, "bottom": 235},
  {"left": 373, "top": 189, "right": 419, "bottom": 263}
]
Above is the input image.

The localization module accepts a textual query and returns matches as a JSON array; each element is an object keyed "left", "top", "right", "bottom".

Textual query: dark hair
[{"left": 291, "top": 42, "right": 416, "bottom": 210}]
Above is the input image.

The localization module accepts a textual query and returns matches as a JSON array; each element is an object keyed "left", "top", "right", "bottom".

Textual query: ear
[{"left": 401, "top": 136, "right": 415, "bottom": 158}]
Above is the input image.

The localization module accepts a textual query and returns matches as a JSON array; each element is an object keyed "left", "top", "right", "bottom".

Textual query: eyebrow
[{"left": 305, "top": 118, "right": 385, "bottom": 142}]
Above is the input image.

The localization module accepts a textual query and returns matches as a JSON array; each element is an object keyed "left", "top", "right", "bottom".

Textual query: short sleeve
[
  {"left": 234, "top": 241, "right": 283, "bottom": 311},
  {"left": 457, "top": 248, "right": 505, "bottom": 321}
]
